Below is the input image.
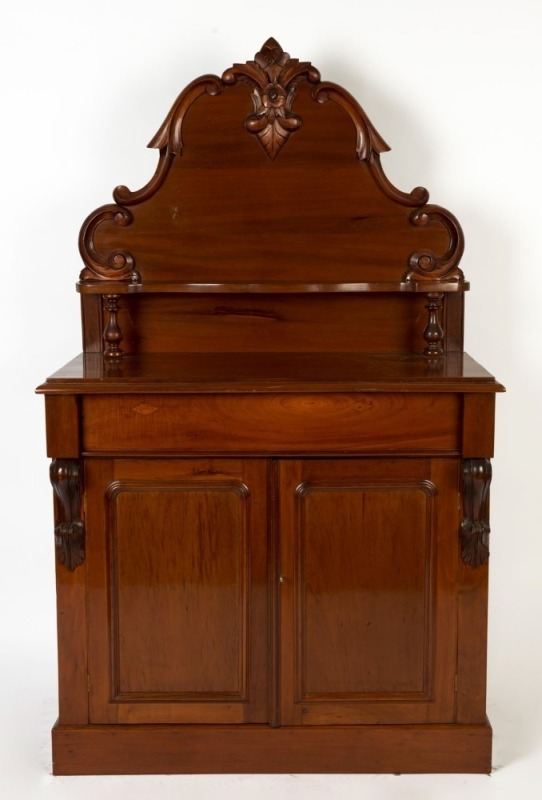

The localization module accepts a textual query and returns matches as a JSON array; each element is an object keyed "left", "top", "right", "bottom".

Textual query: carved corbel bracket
[
  {"left": 461, "top": 459, "right": 492, "bottom": 568},
  {"left": 50, "top": 459, "right": 85, "bottom": 571}
]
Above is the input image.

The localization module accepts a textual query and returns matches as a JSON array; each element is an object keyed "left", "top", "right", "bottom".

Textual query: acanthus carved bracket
[
  {"left": 50, "top": 459, "right": 85, "bottom": 571},
  {"left": 461, "top": 459, "right": 492, "bottom": 568}
]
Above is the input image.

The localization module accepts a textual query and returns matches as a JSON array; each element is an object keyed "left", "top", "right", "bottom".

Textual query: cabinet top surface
[{"left": 37, "top": 352, "right": 504, "bottom": 395}]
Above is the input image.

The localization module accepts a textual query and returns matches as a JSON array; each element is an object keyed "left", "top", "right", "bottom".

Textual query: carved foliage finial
[
  {"left": 222, "top": 37, "right": 320, "bottom": 160},
  {"left": 461, "top": 459, "right": 492, "bottom": 568}
]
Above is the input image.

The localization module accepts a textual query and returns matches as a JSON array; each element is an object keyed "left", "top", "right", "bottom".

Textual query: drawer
[{"left": 82, "top": 393, "right": 461, "bottom": 454}]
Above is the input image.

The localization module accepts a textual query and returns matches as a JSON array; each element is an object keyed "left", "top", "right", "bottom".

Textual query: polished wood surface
[
  {"left": 279, "top": 459, "right": 458, "bottom": 725},
  {"left": 51, "top": 722, "right": 492, "bottom": 775},
  {"left": 86, "top": 459, "right": 268, "bottom": 724},
  {"left": 78, "top": 39, "right": 466, "bottom": 296},
  {"left": 38, "top": 351, "right": 503, "bottom": 394},
  {"left": 82, "top": 393, "right": 461, "bottom": 455},
  {"left": 39, "top": 37, "right": 502, "bottom": 774},
  {"left": 101, "top": 294, "right": 434, "bottom": 356}
]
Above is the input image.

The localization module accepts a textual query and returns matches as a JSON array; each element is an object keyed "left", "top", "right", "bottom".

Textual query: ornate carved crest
[
  {"left": 77, "top": 38, "right": 467, "bottom": 298},
  {"left": 222, "top": 37, "right": 320, "bottom": 160}
]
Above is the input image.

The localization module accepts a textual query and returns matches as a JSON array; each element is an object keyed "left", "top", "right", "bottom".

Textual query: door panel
[
  {"left": 86, "top": 458, "right": 268, "bottom": 724},
  {"left": 279, "top": 458, "right": 459, "bottom": 725}
]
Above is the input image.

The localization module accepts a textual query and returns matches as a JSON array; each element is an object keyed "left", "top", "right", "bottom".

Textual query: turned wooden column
[
  {"left": 103, "top": 294, "right": 123, "bottom": 358},
  {"left": 423, "top": 292, "right": 444, "bottom": 356}
]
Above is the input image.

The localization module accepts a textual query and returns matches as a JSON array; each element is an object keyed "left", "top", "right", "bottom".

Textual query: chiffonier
[{"left": 37, "top": 39, "right": 504, "bottom": 775}]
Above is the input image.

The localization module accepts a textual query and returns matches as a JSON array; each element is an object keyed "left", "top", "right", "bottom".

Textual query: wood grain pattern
[
  {"left": 52, "top": 722, "right": 492, "bottom": 775},
  {"left": 77, "top": 40, "right": 466, "bottom": 294},
  {"left": 85, "top": 458, "right": 269, "bottom": 725},
  {"left": 278, "top": 459, "right": 459, "bottom": 725},
  {"left": 52, "top": 470, "right": 88, "bottom": 725},
  {"left": 38, "top": 37, "right": 503, "bottom": 776},
  {"left": 82, "top": 393, "right": 461, "bottom": 455},
  {"left": 463, "top": 393, "right": 496, "bottom": 457},
  {"left": 109, "top": 293, "right": 431, "bottom": 356},
  {"left": 39, "top": 352, "right": 503, "bottom": 395},
  {"left": 45, "top": 395, "right": 80, "bottom": 457}
]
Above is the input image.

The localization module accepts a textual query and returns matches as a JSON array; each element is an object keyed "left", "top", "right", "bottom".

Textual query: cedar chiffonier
[{"left": 37, "top": 38, "right": 504, "bottom": 775}]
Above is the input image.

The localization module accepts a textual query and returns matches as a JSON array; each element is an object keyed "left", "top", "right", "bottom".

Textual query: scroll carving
[
  {"left": 407, "top": 205, "right": 465, "bottom": 283},
  {"left": 222, "top": 37, "right": 320, "bottom": 160},
  {"left": 79, "top": 204, "right": 139, "bottom": 283},
  {"left": 313, "top": 83, "right": 390, "bottom": 161},
  {"left": 76, "top": 38, "right": 468, "bottom": 291},
  {"left": 50, "top": 459, "right": 85, "bottom": 571},
  {"left": 461, "top": 459, "right": 492, "bottom": 568}
]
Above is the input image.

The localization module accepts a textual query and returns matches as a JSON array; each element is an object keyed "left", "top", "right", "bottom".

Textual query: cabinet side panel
[{"left": 54, "top": 501, "right": 89, "bottom": 725}]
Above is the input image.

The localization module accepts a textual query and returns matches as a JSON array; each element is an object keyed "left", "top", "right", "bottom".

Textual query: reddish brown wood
[
  {"left": 54, "top": 561, "right": 89, "bottom": 724},
  {"left": 85, "top": 459, "right": 269, "bottom": 725},
  {"left": 443, "top": 292, "right": 464, "bottom": 352},
  {"left": 222, "top": 37, "right": 320, "bottom": 161},
  {"left": 109, "top": 294, "right": 432, "bottom": 357},
  {"left": 77, "top": 40, "right": 466, "bottom": 296},
  {"left": 50, "top": 459, "right": 84, "bottom": 571},
  {"left": 457, "top": 561, "right": 489, "bottom": 724},
  {"left": 81, "top": 393, "right": 461, "bottom": 455},
  {"left": 80, "top": 294, "right": 104, "bottom": 352},
  {"left": 50, "top": 465, "right": 89, "bottom": 725},
  {"left": 38, "top": 39, "right": 503, "bottom": 775},
  {"left": 461, "top": 459, "right": 492, "bottom": 568},
  {"left": 38, "top": 352, "right": 504, "bottom": 395},
  {"left": 45, "top": 395, "right": 80, "bottom": 457},
  {"left": 463, "top": 393, "right": 496, "bottom": 457},
  {"left": 51, "top": 722, "right": 492, "bottom": 775},
  {"left": 279, "top": 459, "right": 458, "bottom": 725},
  {"left": 102, "top": 294, "right": 123, "bottom": 358},
  {"left": 423, "top": 292, "right": 445, "bottom": 356}
]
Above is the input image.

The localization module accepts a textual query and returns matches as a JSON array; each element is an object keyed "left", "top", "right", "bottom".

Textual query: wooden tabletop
[{"left": 37, "top": 352, "right": 504, "bottom": 395}]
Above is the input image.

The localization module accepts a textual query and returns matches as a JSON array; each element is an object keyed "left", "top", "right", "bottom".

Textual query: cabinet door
[
  {"left": 279, "top": 458, "right": 459, "bottom": 725},
  {"left": 86, "top": 458, "right": 268, "bottom": 724}
]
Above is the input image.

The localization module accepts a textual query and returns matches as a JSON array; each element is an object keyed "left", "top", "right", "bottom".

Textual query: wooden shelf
[{"left": 77, "top": 280, "right": 470, "bottom": 295}]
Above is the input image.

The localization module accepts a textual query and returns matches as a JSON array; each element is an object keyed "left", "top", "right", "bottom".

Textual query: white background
[{"left": 1, "top": 0, "right": 541, "bottom": 797}]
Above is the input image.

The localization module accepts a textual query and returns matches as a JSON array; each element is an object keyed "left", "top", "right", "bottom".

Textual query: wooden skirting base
[{"left": 52, "top": 721, "right": 492, "bottom": 775}]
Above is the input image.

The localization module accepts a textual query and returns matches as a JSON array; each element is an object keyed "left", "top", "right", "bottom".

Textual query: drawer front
[{"left": 82, "top": 394, "right": 460, "bottom": 454}]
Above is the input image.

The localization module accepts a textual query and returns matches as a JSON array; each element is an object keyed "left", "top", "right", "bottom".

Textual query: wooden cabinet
[{"left": 38, "top": 39, "right": 503, "bottom": 774}]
